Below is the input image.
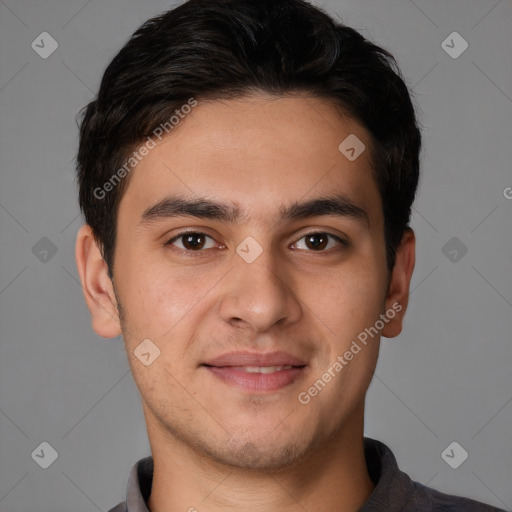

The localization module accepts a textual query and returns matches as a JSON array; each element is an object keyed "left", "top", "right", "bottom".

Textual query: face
[{"left": 77, "top": 93, "right": 414, "bottom": 471}]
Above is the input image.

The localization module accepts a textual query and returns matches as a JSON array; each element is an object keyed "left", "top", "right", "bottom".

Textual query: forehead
[{"left": 118, "top": 93, "right": 382, "bottom": 227}]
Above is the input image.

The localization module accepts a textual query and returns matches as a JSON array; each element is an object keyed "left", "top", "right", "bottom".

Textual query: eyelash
[{"left": 164, "top": 230, "right": 349, "bottom": 254}]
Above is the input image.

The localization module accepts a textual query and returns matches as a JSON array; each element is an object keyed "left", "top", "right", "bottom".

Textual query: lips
[
  {"left": 203, "top": 350, "right": 307, "bottom": 368},
  {"left": 202, "top": 351, "right": 307, "bottom": 392}
]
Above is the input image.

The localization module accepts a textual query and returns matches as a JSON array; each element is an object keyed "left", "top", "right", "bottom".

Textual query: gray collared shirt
[{"left": 107, "top": 437, "right": 506, "bottom": 511}]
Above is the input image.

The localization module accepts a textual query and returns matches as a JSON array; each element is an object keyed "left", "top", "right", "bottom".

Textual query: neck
[{"left": 146, "top": 406, "right": 375, "bottom": 512}]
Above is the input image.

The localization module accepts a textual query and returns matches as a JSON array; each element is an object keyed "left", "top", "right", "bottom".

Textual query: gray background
[{"left": 0, "top": 0, "right": 511, "bottom": 511}]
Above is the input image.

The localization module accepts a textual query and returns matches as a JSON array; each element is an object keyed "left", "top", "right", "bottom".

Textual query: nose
[{"left": 218, "top": 249, "right": 303, "bottom": 333}]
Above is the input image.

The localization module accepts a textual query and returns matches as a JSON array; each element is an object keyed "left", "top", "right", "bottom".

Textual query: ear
[
  {"left": 75, "top": 224, "right": 122, "bottom": 338},
  {"left": 381, "top": 228, "right": 416, "bottom": 338}
]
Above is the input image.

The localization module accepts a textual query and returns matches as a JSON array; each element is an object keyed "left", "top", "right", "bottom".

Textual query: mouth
[
  {"left": 226, "top": 365, "right": 295, "bottom": 373},
  {"left": 201, "top": 351, "right": 308, "bottom": 392}
]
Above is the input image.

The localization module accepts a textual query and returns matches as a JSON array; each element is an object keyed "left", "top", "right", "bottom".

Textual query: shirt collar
[
  {"left": 124, "top": 437, "right": 415, "bottom": 512},
  {"left": 125, "top": 454, "right": 152, "bottom": 512},
  {"left": 360, "top": 437, "right": 415, "bottom": 511}
]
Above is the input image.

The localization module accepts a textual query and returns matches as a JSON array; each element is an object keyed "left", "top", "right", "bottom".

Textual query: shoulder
[
  {"left": 362, "top": 438, "right": 507, "bottom": 512},
  {"left": 411, "top": 481, "right": 507, "bottom": 511}
]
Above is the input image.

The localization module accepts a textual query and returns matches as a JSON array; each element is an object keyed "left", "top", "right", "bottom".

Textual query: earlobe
[
  {"left": 381, "top": 228, "right": 416, "bottom": 339},
  {"left": 75, "top": 224, "right": 122, "bottom": 339}
]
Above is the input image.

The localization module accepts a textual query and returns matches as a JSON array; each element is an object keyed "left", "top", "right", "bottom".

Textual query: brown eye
[
  {"left": 292, "top": 232, "right": 347, "bottom": 252},
  {"left": 166, "top": 232, "right": 216, "bottom": 251},
  {"left": 181, "top": 233, "right": 206, "bottom": 250},
  {"left": 305, "top": 233, "right": 328, "bottom": 250}
]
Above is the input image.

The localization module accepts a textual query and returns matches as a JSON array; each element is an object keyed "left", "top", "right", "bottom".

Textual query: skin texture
[{"left": 76, "top": 93, "right": 415, "bottom": 512}]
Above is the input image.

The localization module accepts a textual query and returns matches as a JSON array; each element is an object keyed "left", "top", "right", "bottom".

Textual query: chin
[{"left": 208, "top": 432, "right": 315, "bottom": 472}]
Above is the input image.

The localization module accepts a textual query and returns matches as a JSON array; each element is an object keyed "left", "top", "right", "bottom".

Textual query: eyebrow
[{"left": 138, "top": 193, "right": 369, "bottom": 228}]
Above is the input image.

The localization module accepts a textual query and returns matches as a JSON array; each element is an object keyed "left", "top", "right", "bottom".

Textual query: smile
[
  {"left": 203, "top": 364, "right": 307, "bottom": 392},
  {"left": 232, "top": 365, "right": 293, "bottom": 373}
]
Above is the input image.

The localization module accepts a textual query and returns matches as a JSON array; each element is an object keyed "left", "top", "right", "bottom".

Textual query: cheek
[
  {"left": 119, "top": 252, "right": 245, "bottom": 358},
  {"left": 114, "top": 251, "right": 206, "bottom": 343},
  {"left": 302, "top": 263, "right": 385, "bottom": 421},
  {"left": 310, "top": 273, "right": 386, "bottom": 391},
  {"left": 316, "top": 260, "right": 386, "bottom": 334}
]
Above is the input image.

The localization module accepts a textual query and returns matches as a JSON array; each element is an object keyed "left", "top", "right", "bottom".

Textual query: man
[{"left": 74, "top": 0, "right": 506, "bottom": 510}]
